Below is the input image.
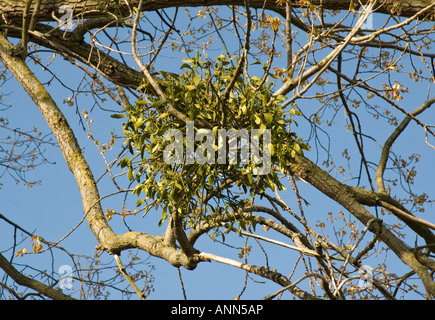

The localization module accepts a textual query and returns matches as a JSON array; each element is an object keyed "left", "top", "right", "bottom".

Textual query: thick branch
[
  {"left": 350, "top": 187, "right": 435, "bottom": 249},
  {"left": 290, "top": 154, "right": 435, "bottom": 298},
  {"left": 0, "top": 22, "right": 143, "bottom": 88},
  {"left": 0, "top": 32, "right": 116, "bottom": 249},
  {"left": 0, "top": 0, "right": 433, "bottom": 22},
  {"left": 198, "top": 252, "right": 322, "bottom": 300},
  {"left": 106, "top": 232, "right": 198, "bottom": 269},
  {"left": 0, "top": 32, "right": 198, "bottom": 271},
  {"left": 0, "top": 253, "right": 74, "bottom": 300}
]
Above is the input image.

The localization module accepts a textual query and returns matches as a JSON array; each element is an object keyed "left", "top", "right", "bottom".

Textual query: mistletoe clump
[{"left": 116, "top": 53, "right": 309, "bottom": 231}]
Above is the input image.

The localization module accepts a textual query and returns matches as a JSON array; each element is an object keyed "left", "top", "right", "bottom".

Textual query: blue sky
[{"left": 1, "top": 6, "right": 435, "bottom": 300}]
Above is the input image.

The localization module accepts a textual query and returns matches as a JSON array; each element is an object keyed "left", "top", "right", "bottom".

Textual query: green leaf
[
  {"left": 152, "top": 100, "right": 167, "bottom": 108},
  {"left": 261, "top": 93, "right": 268, "bottom": 106},
  {"left": 110, "top": 114, "right": 127, "bottom": 119},
  {"left": 275, "top": 94, "right": 286, "bottom": 102},
  {"left": 193, "top": 74, "right": 200, "bottom": 86},
  {"left": 294, "top": 143, "right": 301, "bottom": 154},
  {"left": 290, "top": 107, "right": 302, "bottom": 116},
  {"left": 127, "top": 166, "right": 134, "bottom": 180},
  {"left": 241, "top": 104, "right": 247, "bottom": 115},
  {"left": 247, "top": 173, "right": 254, "bottom": 185},
  {"left": 264, "top": 113, "right": 273, "bottom": 125},
  {"left": 134, "top": 117, "right": 146, "bottom": 128},
  {"left": 239, "top": 219, "right": 246, "bottom": 231},
  {"left": 136, "top": 100, "right": 148, "bottom": 105},
  {"left": 151, "top": 143, "right": 160, "bottom": 154},
  {"left": 119, "top": 157, "right": 130, "bottom": 168},
  {"left": 259, "top": 123, "right": 267, "bottom": 134},
  {"left": 208, "top": 174, "right": 214, "bottom": 186},
  {"left": 180, "top": 63, "right": 192, "bottom": 70}
]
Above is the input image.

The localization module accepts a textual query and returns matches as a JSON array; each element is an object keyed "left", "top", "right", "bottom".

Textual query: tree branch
[
  {"left": 0, "top": 252, "right": 74, "bottom": 300},
  {"left": 274, "top": 0, "right": 375, "bottom": 100},
  {"left": 198, "top": 251, "right": 322, "bottom": 300},
  {"left": 1, "top": 0, "right": 433, "bottom": 22},
  {"left": 0, "top": 30, "right": 199, "bottom": 272},
  {"left": 289, "top": 154, "right": 435, "bottom": 298},
  {"left": 114, "top": 254, "right": 146, "bottom": 300},
  {"left": 376, "top": 98, "right": 435, "bottom": 194}
]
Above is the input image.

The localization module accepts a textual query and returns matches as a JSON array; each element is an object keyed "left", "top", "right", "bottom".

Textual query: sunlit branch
[
  {"left": 114, "top": 254, "right": 146, "bottom": 300},
  {"left": 198, "top": 251, "right": 322, "bottom": 300}
]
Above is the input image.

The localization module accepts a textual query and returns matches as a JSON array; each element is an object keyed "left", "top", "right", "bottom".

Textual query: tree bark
[
  {"left": 0, "top": 31, "right": 198, "bottom": 271},
  {"left": 290, "top": 155, "right": 435, "bottom": 298},
  {"left": 0, "top": 253, "right": 74, "bottom": 300},
  {"left": 0, "top": 0, "right": 433, "bottom": 22},
  {"left": 0, "top": 31, "right": 116, "bottom": 250}
]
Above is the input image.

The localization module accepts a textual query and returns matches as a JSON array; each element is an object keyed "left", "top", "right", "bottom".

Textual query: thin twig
[{"left": 114, "top": 254, "right": 146, "bottom": 300}]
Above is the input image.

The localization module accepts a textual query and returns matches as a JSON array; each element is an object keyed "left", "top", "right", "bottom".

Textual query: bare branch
[
  {"left": 376, "top": 98, "right": 435, "bottom": 194},
  {"left": 198, "top": 252, "right": 322, "bottom": 300},
  {"left": 114, "top": 254, "right": 146, "bottom": 300},
  {"left": 0, "top": 252, "right": 74, "bottom": 300}
]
